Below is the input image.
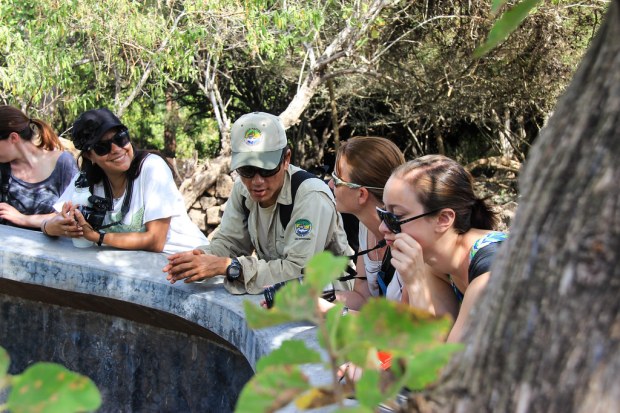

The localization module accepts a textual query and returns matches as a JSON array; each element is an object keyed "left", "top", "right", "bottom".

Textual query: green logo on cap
[{"left": 245, "top": 128, "right": 262, "bottom": 146}]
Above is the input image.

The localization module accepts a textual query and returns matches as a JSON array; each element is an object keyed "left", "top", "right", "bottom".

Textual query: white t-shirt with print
[{"left": 56, "top": 154, "right": 208, "bottom": 254}]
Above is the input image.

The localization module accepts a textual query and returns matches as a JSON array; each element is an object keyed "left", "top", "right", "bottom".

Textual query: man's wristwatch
[{"left": 226, "top": 258, "right": 242, "bottom": 282}]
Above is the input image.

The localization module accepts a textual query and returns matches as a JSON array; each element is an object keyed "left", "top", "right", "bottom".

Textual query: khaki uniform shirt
[{"left": 199, "top": 164, "right": 353, "bottom": 294}]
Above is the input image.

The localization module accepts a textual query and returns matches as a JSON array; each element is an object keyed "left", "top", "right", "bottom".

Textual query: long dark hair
[
  {"left": 393, "top": 155, "right": 498, "bottom": 232},
  {"left": 0, "top": 106, "right": 62, "bottom": 151}
]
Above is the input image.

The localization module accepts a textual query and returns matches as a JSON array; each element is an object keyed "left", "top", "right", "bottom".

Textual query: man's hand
[{"left": 164, "top": 250, "right": 231, "bottom": 284}]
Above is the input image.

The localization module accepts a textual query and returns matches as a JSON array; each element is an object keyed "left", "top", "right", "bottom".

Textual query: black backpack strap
[
  {"left": 240, "top": 195, "right": 250, "bottom": 224},
  {"left": 279, "top": 170, "right": 320, "bottom": 229},
  {"left": 0, "top": 163, "right": 11, "bottom": 204}
]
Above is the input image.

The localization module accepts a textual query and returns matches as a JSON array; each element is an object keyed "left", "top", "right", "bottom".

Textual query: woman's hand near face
[{"left": 389, "top": 232, "right": 426, "bottom": 287}]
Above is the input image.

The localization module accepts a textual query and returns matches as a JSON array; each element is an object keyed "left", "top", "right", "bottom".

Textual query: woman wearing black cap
[
  {"left": 0, "top": 105, "right": 78, "bottom": 229},
  {"left": 43, "top": 108, "right": 208, "bottom": 253}
]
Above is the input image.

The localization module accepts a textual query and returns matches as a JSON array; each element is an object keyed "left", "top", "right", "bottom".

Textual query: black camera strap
[
  {"left": 338, "top": 239, "right": 388, "bottom": 282},
  {"left": 94, "top": 176, "right": 135, "bottom": 230}
]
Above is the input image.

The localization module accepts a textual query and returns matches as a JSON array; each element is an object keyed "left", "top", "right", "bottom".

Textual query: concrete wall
[{"left": 0, "top": 225, "right": 328, "bottom": 412}]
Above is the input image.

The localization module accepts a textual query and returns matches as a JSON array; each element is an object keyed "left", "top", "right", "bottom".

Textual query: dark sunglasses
[
  {"left": 89, "top": 129, "right": 131, "bottom": 156},
  {"left": 376, "top": 206, "right": 441, "bottom": 234},
  {"left": 236, "top": 149, "right": 286, "bottom": 179}
]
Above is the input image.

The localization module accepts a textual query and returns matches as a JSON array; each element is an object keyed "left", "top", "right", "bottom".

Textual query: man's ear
[
  {"left": 435, "top": 208, "right": 455, "bottom": 233},
  {"left": 283, "top": 148, "right": 291, "bottom": 167}
]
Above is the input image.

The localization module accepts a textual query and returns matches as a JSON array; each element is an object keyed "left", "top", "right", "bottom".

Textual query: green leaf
[
  {"left": 7, "top": 362, "right": 101, "bottom": 413},
  {"left": 0, "top": 346, "right": 9, "bottom": 377},
  {"left": 235, "top": 365, "right": 310, "bottom": 413},
  {"left": 475, "top": 0, "right": 541, "bottom": 57},
  {"left": 491, "top": 0, "right": 508, "bottom": 14},
  {"left": 401, "top": 343, "right": 464, "bottom": 390},
  {"left": 322, "top": 304, "right": 356, "bottom": 358},
  {"left": 355, "top": 369, "right": 385, "bottom": 408},
  {"left": 271, "top": 280, "right": 320, "bottom": 322},
  {"left": 244, "top": 300, "right": 297, "bottom": 329},
  {"left": 256, "top": 340, "right": 322, "bottom": 373},
  {"left": 304, "top": 252, "right": 349, "bottom": 293},
  {"left": 346, "top": 299, "right": 452, "bottom": 364}
]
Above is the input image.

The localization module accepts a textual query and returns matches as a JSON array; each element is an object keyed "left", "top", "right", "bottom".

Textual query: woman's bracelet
[
  {"left": 41, "top": 220, "right": 56, "bottom": 237},
  {"left": 97, "top": 231, "right": 105, "bottom": 247}
]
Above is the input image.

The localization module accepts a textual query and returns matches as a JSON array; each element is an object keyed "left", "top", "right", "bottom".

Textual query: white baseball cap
[{"left": 230, "top": 112, "right": 288, "bottom": 170}]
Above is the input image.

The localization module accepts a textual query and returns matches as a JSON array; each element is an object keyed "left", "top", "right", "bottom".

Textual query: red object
[{"left": 377, "top": 351, "right": 392, "bottom": 370}]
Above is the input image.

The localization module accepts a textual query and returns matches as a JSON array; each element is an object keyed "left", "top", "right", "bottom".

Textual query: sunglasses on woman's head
[
  {"left": 376, "top": 206, "right": 441, "bottom": 234},
  {"left": 89, "top": 129, "right": 131, "bottom": 156},
  {"left": 236, "top": 149, "right": 287, "bottom": 179},
  {"left": 331, "top": 171, "right": 383, "bottom": 190}
]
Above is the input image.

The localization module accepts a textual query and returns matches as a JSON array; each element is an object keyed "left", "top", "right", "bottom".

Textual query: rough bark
[{"left": 408, "top": 1, "right": 620, "bottom": 411}]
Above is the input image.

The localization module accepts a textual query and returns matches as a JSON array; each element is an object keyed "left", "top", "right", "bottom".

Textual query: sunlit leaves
[
  {"left": 235, "top": 365, "right": 311, "bottom": 413},
  {"left": 400, "top": 344, "right": 463, "bottom": 390},
  {"left": 2, "top": 358, "right": 101, "bottom": 413},
  {"left": 242, "top": 252, "right": 463, "bottom": 412}
]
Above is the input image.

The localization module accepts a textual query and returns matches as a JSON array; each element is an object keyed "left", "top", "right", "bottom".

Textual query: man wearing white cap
[{"left": 164, "top": 112, "right": 353, "bottom": 294}]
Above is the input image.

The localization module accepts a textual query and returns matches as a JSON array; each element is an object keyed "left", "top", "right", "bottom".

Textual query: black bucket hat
[{"left": 72, "top": 108, "right": 125, "bottom": 151}]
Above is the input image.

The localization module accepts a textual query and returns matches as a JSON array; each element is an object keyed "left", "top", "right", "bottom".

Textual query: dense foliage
[{"left": 0, "top": 0, "right": 606, "bottom": 164}]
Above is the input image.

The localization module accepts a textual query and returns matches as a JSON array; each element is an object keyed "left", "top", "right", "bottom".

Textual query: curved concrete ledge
[{"left": 0, "top": 224, "right": 331, "bottom": 411}]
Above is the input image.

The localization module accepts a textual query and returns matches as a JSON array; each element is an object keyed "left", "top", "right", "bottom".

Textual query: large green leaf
[
  {"left": 354, "top": 369, "right": 385, "bottom": 408},
  {"left": 401, "top": 344, "right": 464, "bottom": 390},
  {"left": 244, "top": 300, "right": 297, "bottom": 329},
  {"left": 303, "top": 252, "right": 349, "bottom": 293},
  {"left": 475, "top": 0, "right": 541, "bottom": 57},
  {"left": 350, "top": 299, "right": 453, "bottom": 361},
  {"left": 7, "top": 362, "right": 101, "bottom": 413},
  {"left": 256, "top": 340, "right": 322, "bottom": 373},
  {"left": 235, "top": 365, "right": 311, "bottom": 413},
  {"left": 320, "top": 303, "right": 356, "bottom": 357}
]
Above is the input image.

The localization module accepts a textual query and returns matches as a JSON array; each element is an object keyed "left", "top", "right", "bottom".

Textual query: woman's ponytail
[
  {"left": 470, "top": 198, "right": 498, "bottom": 230},
  {"left": 30, "top": 118, "right": 62, "bottom": 151}
]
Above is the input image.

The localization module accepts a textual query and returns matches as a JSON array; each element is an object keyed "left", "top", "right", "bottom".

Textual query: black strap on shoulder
[
  {"left": 239, "top": 170, "right": 321, "bottom": 228},
  {"left": 241, "top": 196, "right": 250, "bottom": 224},
  {"left": 0, "top": 163, "right": 10, "bottom": 204},
  {"left": 88, "top": 154, "right": 148, "bottom": 230},
  {"left": 377, "top": 247, "right": 396, "bottom": 296},
  {"left": 279, "top": 170, "right": 320, "bottom": 229}
]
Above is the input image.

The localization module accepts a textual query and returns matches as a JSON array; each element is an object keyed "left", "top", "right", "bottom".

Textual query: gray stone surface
[{"left": 0, "top": 224, "right": 333, "bottom": 412}]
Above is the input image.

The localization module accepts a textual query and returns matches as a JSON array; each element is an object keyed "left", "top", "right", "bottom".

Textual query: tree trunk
[
  {"left": 164, "top": 88, "right": 178, "bottom": 158},
  {"left": 408, "top": 1, "right": 620, "bottom": 411}
]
